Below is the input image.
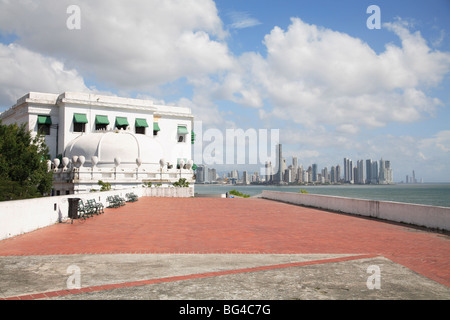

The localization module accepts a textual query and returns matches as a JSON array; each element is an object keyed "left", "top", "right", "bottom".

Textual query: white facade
[{"left": 0, "top": 92, "right": 195, "bottom": 195}]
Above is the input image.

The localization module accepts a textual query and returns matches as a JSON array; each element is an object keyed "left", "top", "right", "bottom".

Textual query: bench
[
  {"left": 114, "top": 195, "right": 126, "bottom": 206},
  {"left": 126, "top": 193, "right": 139, "bottom": 202},
  {"left": 107, "top": 195, "right": 125, "bottom": 208},
  {"left": 78, "top": 200, "right": 95, "bottom": 220},
  {"left": 87, "top": 199, "right": 104, "bottom": 215}
]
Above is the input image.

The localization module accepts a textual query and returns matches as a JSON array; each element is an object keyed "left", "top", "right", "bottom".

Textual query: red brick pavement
[{"left": 0, "top": 197, "right": 449, "bottom": 287}]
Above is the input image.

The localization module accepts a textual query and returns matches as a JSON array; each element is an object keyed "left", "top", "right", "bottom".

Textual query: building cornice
[{"left": 57, "top": 92, "right": 158, "bottom": 112}]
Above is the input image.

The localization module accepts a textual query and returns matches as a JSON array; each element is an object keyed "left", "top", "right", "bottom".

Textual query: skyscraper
[
  {"left": 371, "top": 161, "right": 378, "bottom": 184},
  {"left": 379, "top": 158, "right": 386, "bottom": 184},
  {"left": 331, "top": 166, "right": 336, "bottom": 183},
  {"left": 275, "top": 144, "right": 283, "bottom": 183},
  {"left": 243, "top": 171, "right": 249, "bottom": 185},
  {"left": 366, "top": 159, "right": 372, "bottom": 184},
  {"left": 196, "top": 165, "right": 208, "bottom": 183},
  {"left": 292, "top": 156, "right": 298, "bottom": 181},
  {"left": 344, "top": 158, "right": 353, "bottom": 183},
  {"left": 312, "top": 163, "right": 318, "bottom": 182},
  {"left": 265, "top": 161, "right": 272, "bottom": 183},
  {"left": 356, "top": 160, "right": 365, "bottom": 184}
]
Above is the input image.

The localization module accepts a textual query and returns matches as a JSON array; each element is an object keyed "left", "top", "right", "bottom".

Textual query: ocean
[{"left": 194, "top": 183, "right": 450, "bottom": 208}]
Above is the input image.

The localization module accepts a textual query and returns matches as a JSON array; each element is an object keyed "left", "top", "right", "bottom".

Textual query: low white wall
[
  {"left": 261, "top": 191, "right": 450, "bottom": 232},
  {"left": 0, "top": 186, "right": 194, "bottom": 241},
  {"left": 142, "top": 186, "right": 194, "bottom": 198}
]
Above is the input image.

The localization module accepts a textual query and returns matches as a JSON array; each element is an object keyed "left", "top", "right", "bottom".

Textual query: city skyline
[{"left": 195, "top": 144, "right": 404, "bottom": 185}]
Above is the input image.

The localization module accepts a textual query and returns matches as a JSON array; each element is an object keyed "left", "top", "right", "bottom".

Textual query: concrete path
[{"left": 0, "top": 197, "right": 449, "bottom": 300}]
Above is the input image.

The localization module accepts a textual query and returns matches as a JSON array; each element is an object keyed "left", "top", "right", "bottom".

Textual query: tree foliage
[
  {"left": 0, "top": 121, "right": 53, "bottom": 201},
  {"left": 97, "top": 180, "right": 111, "bottom": 191}
]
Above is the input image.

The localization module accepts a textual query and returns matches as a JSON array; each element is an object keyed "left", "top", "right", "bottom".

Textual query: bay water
[{"left": 194, "top": 183, "right": 450, "bottom": 208}]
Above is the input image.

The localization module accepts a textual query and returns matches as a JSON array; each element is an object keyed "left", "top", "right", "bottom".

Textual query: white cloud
[
  {"left": 0, "top": 43, "right": 90, "bottom": 106},
  {"left": 0, "top": 0, "right": 232, "bottom": 95},
  {"left": 420, "top": 130, "right": 450, "bottom": 153},
  {"left": 227, "top": 11, "right": 262, "bottom": 29},
  {"left": 212, "top": 18, "right": 450, "bottom": 132}
]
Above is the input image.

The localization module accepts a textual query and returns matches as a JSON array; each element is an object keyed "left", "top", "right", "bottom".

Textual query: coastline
[{"left": 194, "top": 183, "right": 450, "bottom": 208}]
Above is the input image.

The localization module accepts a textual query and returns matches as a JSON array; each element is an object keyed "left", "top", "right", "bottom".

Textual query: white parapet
[{"left": 261, "top": 190, "right": 450, "bottom": 232}]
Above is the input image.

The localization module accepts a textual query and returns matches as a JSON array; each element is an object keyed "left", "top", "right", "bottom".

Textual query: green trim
[
  {"left": 73, "top": 113, "right": 88, "bottom": 124},
  {"left": 37, "top": 115, "right": 52, "bottom": 125},
  {"left": 153, "top": 122, "right": 161, "bottom": 131},
  {"left": 135, "top": 118, "right": 149, "bottom": 128},
  {"left": 177, "top": 126, "right": 188, "bottom": 134},
  {"left": 95, "top": 115, "right": 109, "bottom": 125},
  {"left": 115, "top": 117, "right": 129, "bottom": 127}
]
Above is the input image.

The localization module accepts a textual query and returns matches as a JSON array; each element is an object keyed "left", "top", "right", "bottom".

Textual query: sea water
[{"left": 194, "top": 183, "right": 450, "bottom": 208}]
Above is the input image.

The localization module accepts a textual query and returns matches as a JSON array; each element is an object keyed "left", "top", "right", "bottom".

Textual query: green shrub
[{"left": 228, "top": 189, "right": 250, "bottom": 198}]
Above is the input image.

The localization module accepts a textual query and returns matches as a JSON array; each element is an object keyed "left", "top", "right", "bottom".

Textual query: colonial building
[{"left": 0, "top": 92, "right": 196, "bottom": 195}]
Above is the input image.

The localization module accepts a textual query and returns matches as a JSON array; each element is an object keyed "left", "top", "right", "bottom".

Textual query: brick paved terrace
[{"left": 0, "top": 197, "right": 449, "bottom": 288}]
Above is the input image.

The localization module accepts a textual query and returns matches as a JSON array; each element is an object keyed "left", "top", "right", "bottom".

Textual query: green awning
[
  {"left": 115, "top": 117, "right": 129, "bottom": 126},
  {"left": 135, "top": 118, "right": 149, "bottom": 128},
  {"left": 73, "top": 113, "right": 88, "bottom": 124},
  {"left": 177, "top": 126, "right": 188, "bottom": 134},
  {"left": 153, "top": 122, "right": 160, "bottom": 131},
  {"left": 95, "top": 115, "right": 109, "bottom": 125},
  {"left": 191, "top": 130, "right": 196, "bottom": 144},
  {"left": 37, "top": 115, "right": 52, "bottom": 125}
]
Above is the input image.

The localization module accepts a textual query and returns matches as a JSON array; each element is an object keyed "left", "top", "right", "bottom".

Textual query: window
[
  {"left": 153, "top": 122, "right": 160, "bottom": 136},
  {"left": 73, "top": 113, "right": 88, "bottom": 133},
  {"left": 115, "top": 117, "right": 129, "bottom": 130},
  {"left": 95, "top": 115, "right": 109, "bottom": 131},
  {"left": 135, "top": 118, "right": 149, "bottom": 135},
  {"left": 37, "top": 115, "right": 51, "bottom": 135},
  {"left": 136, "top": 127, "right": 145, "bottom": 135},
  {"left": 177, "top": 126, "right": 188, "bottom": 143}
]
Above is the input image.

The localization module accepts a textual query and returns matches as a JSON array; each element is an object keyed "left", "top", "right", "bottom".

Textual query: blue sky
[{"left": 0, "top": 0, "right": 449, "bottom": 182}]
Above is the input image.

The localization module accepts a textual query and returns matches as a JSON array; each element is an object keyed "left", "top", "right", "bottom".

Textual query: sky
[{"left": 0, "top": 0, "right": 449, "bottom": 182}]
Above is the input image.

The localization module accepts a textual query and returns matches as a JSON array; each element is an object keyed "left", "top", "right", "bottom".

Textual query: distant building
[
  {"left": 312, "top": 163, "right": 318, "bottom": 182},
  {"left": 344, "top": 158, "right": 353, "bottom": 183},
  {"left": 242, "top": 171, "right": 249, "bottom": 185},
  {"left": 356, "top": 160, "right": 365, "bottom": 184},
  {"left": 265, "top": 161, "right": 273, "bottom": 183},
  {"left": 196, "top": 165, "right": 208, "bottom": 183},
  {"left": 275, "top": 144, "right": 283, "bottom": 183}
]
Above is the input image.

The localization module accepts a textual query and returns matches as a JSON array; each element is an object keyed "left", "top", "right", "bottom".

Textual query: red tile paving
[{"left": 0, "top": 197, "right": 449, "bottom": 287}]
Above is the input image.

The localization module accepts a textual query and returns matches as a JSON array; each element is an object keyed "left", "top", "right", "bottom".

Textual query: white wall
[
  {"left": 0, "top": 186, "right": 194, "bottom": 241},
  {"left": 261, "top": 191, "right": 450, "bottom": 232}
]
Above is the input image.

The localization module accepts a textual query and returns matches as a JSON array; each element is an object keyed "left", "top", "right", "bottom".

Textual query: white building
[{"left": 0, "top": 92, "right": 196, "bottom": 195}]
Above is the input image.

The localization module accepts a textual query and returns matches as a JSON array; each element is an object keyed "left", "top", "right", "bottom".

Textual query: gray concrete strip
[
  {"left": 1, "top": 254, "right": 449, "bottom": 300},
  {"left": 47, "top": 256, "right": 450, "bottom": 300},
  {"left": 0, "top": 253, "right": 352, "bottom": 298}
]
